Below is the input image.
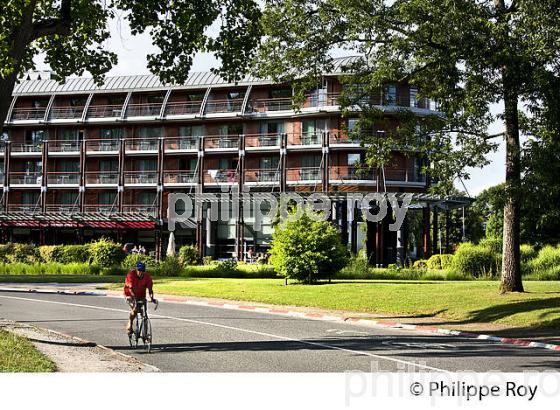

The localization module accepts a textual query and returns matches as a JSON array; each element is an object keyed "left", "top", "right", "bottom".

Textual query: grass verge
[{"left": 0, "top": 330, "right": 56, "bottom": 372}]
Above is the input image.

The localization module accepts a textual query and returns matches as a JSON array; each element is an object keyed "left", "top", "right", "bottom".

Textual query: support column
[
  {"left": 236, "top": 135, "right": 245, "bottom": 260},
  {"left": 196, "top": 137, "right": 205, "bottom": 256},
  {"left": 41, "top": 139, "right": 48, "bottom": 213},
  {"left": 422, "top": 206, "right": 431, "bottom": 258},
  {"left": 445, "top": 209, "right": 451, "bottom": 253},
  {"left": 432, "top": 206, "right": 439, "bottom": 255},
  {"left": 280, "top": 133, "right": 287, "bottom": 192},
  {"left": 3, "top": 140, "right": 11, "bottom": 210}
]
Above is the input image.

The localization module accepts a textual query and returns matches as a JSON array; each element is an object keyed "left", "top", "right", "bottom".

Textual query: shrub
[
  {"left": 178, "top": 245, "right": 200, "bottom": 266},
  {"left": 342, "top": 256, "right": 370, "bottom": 278},
  {"left": 217, "top": 259, "right": 238, "bottom": 275},
  {"left": 452, "top": 242, "right": 499, "bottom": 278},
  {"left": 122, "top": 253, "right": 156, "bottom": 271},
  {"left": 38, "top": 245, "right": 59, "bottom": 263},
  {"left": 269, "top": 210, "right": 349, "bottom": 284},
  {"left": 520, "top": 244, "right": 537, "bottom": 264},
  {"left": 202, "top": 256, "right": 213, "bottom": 265},
  {"left": 479, "top": 237, "right": 503, "bottom": 254},
  {"left": 58, "top": 245, "right": 90, "bottom": 264},
  {"left": 88, "top": 238, "right": 124, "bottom": 268},
  {"left": 155, "top": 256, "right": 183, "bottom": 277},
  {"left": 0, "top": 243, "right": 14, "bottom": 263},
  {"left": 426, "top": 254, "right": 454, "bottom": 270},
  {"left": 529, "top": 245, "right": 560, "bottom": 272},
  {"left": 412, "top": 259, "right": 428, "bottom": 270},
  {"left": 0, "top": 262, "right": 101, "bottom": 275},
  {"left": 7, "top": 244, "right": 40, "bottom": 264}
]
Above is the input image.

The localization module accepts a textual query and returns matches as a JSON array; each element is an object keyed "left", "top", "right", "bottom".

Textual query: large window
[
  {"left": 25, "top": 130, "right": 47, "bottom": 144},
  {"left": 138, "top": 192, "right": 156, "bottom": 205},
  {"left": 136, "top": 159, "right": 157, "bottom": 171},
  {"left": 57, "top": 191, "right": 78, "bottom": 205},
  {"left": 58, "top": 160, "right": 79, "bottom": 173},
  {"left": 138, "top": 127, "right": 164, "bottom": 138},
  {"left": 99, "top": 159, "right": 118, "bottom": 172},
  {"left": 98, "top": 192, "right": 117, "bottom": 205},
  {"left": 59, "top": 129, "right": 81, "bottom": 141},
  {"left": 384, "top": 84, "right": 397, "bottom": 106},
  {"left": 178, "top": 125, "right": 204, "bottom": 137},
  {"left": 100, "top": 128, "right": 122, "bottom": 139},
  {"left": 22, "top": 192, "right": 39, "bottom": 205}
]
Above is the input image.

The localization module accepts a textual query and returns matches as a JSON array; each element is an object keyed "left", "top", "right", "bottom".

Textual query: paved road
[{"left": 0, "top": 290, "right": 558, "bottom": 372}]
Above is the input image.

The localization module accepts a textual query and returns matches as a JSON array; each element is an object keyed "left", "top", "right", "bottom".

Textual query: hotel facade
[{"left": 0, "top": 57, "right": 466, "bottom": 265}]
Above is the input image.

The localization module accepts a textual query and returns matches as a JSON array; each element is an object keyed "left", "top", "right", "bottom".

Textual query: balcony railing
[
  {"left": 86, "top": 104, "right": 124, "bottom": 118},
  {"left": 245, "top": 133, "right": 281, "bottom": 148},
  {"left": 10, "top": 107, "right": 46, "bottom": 121},
  {"left": 287, "top": 132, "right": 322, "bottom": 146},
  {"left": 85, "top": 139, "right": 120, "bottom": 152},
  {"left": 124, "top": 138, "right": 159, "bottom": 152},
  {"left": 6, "top": 205, "right": 40, "bottom": 213},
  {"left": 126, "top": 103, "right": 162, "bottom": 117},
  {"left": 329, "top": 132, "right": 361, "bottom": 145},
  {"left": 303, "top": 93, "right": 340, "bottom": 108},
  {"left": 164, "top": 101, "right": 202, "bottom": 116},
  {"left": 10, "top": 172, "right": 42, "bottom": 185},
  {"left": 84, "top": 204, "right": 116, "bottom": 214},
  {"left": 49, "top": 106, "right": 85, "bottom": 120},
  {"left": 287, "top": 167, "right": 322, "bottom": 182},
  {"left": 204, "top": 136, "right": 239, "bottom": 150},
  {"left": 244, "top": 168, "right": 280, "bottom": 183},
  {"left": 204, "top": 169, "right": 238, "bottom": 184},
  {"left": 250, "top": 98, "right": 292, "bottom": 112},
  {"left": 85, "top": 172, "right": 119, "bottom": 185},
  {"left": 204, "top": 98, "right": 244, "bottom": 114},
  {"left": 46, "top": 204, "right": 79, "bottom": 213},
  {"left": 124, "top": 171, "right": 158, "bottom": 185},
  {"left": 47, "top": 172, "right": 80, "bottom": 185},
  {"left": 164, "top": 137, "right": 199, "bottom": 151},
  {"left": 163, "top": 171, "right": 197, "bottom": 184},
  {"left": 330, "top": 166, "right": 374, "bottom": 181},
  {"left": 122, "top": 204, "right": 158, "bottom": 217},
  {"left": 48, "top": 140, "right": 81, "bottom": 152},
  {"left": 11, "top": 143, "right": 43, "bottom": 153}
]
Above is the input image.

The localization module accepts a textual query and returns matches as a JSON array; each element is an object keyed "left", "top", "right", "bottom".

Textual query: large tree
[
  {"left": 255, "top": 0, "right": 560, "bottom": 292},
  {"left": 0, "top": 0, "right": 261, "bottom": 135}
]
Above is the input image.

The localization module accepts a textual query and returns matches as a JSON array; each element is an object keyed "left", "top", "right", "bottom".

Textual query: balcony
[
  {"left": 124, "top": 171, "right": 158, "bottom": 185},
  {"left": 330, "top": 166, "right": 374, "bottom": 182},
  {"left": 205, "top": 99, "right": 244, "bottom": 114},
  {"left": 164, "top": 137, "right": 199, "bottom": 152},
  {"left": 244, "top": 168, "right": 280, "bottom": 184},
  {"left": 85, "top": 172, "right": 119, "bottom": 186},
  {"left": 49, "top": 106, "right": 85, "bottom": 120},
  {"left": 204, "top": 169, "right": 238, "bottom": 184},
  {"left": 165, "top": 101, "right": 202, "bottom": 116},
  {"left": 245, "top": 134, "right": 281, "bottom": 150},
  {"left": 47, "top": 172, "right": 80, "bottom": 186},
  {"left": 11, "top": 143, "right": 43, "bottom": 154},
  {"left": 85, "top": 139, "right": 119, "bottom": 153},
  {"left": 250, "top": 98, "right": 292, "bottom": 113},
  {"left": 329, "top": 132, "right": 361, "bottom": 146},
  {"left": 10, "top": 107, "right": 46, "bottom": 121},
  {"left": 86, "top": 104, "right": 123, "bottom": 119},
  {"left": 46, "top": 204, "right": 79, "bottom": 213},
  {"left": 10, "top": 172, "right": 42, "bottom": 186},
  {"left": 204, "top": 136, "right": 239, "bottom": 151},
  {"left": 126, "top": 103, "right": 162, "bottom": 117},
  {"left": 303, "top": 93, "right": 340, "bottom": 108},
  {"left": 163, "top": 171, "right": 197, "bottom": 185},
  {"left": 48, "top": 140, "right": 81, "bottom": 154},
  {"left": 6, "top": 205, "right": 40, "bottom": 213},
  {"left": 287, "top": 132, "right": 322, "bottom": 146},
  {"left": 124, "top": 138, "right": 158, "bottom": 153},
  {"left": 287, "top": 167, "right": 322, "bottom": 183},
  {"left": 122, "top": 204, "right": 158, "bottom": 217},
  {"left": 84, "top": 204, "right": 116, "bottom": 214}
]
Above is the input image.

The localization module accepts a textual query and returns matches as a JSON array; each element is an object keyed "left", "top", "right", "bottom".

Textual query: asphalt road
[{"left": 0, "top": 290, "right": 558, "bottom": 372}]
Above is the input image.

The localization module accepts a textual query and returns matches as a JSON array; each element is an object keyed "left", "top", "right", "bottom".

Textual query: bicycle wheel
[
  {"left": 129, "top": 315, "right": 138, "bottom": 348},
  {"left": 143, "top": 317, "right": 152, "bottom": 353}
]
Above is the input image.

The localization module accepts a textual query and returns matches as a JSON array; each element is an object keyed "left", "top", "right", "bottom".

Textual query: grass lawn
[
  {"left": 0, "top": 330, "right": 56, "bottom": 372},
  {"left": 102, "top": 278, "right": 560, "bottom": 330}
]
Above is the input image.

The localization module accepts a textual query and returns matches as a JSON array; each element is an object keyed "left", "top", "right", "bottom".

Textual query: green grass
[
  {"left": 104, "top": 278, "right": 560, "bottom": 329},
  {"left": 0, "top": 275, "right": 123, "bottom": 284},
  {"left": 0, "top": 330, "right": 56, "bottom": 372}
]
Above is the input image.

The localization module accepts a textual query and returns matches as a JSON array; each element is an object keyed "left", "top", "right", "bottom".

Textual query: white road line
[{"left": 0, "top": 294, "right": 450, "bottom": 373}]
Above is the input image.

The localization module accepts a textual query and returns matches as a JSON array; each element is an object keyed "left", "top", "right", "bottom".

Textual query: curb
[{"left": 2, "top": 286, "right": 559, "bottom": 353}]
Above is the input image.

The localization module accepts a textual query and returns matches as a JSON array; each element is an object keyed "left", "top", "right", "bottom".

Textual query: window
[
  {"left": 100, "top": 129, "right": 122, "bottom": 139},
  {"left": 301, "top": 155, "right": 321, "bottom": 168},
  {"left": 22, "top": 192, "right": 39, "bottom": 205},
  {"left": 58, "top": 160, "right": 79, "bottom": 173},
  {"left": 70, "top": 97, "right": 87, "bottom": 107},
  {"left": 179, "top": 158, "right": 198, "bottom": 170},
  {"left": 138, "top": 127, "right": 164, "bottom": 138},
  {"left": 107, "top": 95, "right": 126, "bottom": 106},
  {"left": 59, "top": 129, "right": 81, "bottom": 141},
  {"left": 348, "top": 118, "right": 359, "bottom": 133},
  {"left": 227, "top": 91, "right": 244, "bottom": 100},
  {"left": 347, "top": 154, "right": 361, "bottom": 166},
  {"left": 409, "top": 87, "right": 418, "bottom": 108},
  {"left": 270, "top": 89, "right": 291, "bottom": 99},
  {"left": 187, "top": 93, "right": 204, "bottom": 101},
  {"left": 260, "top": 156, "right": 279, "bottom": 169},
  {"left": 57, "top": 192, "right": 78, "bottom": 205},
  {"left": 178, "top": 125, "right": 204, "bottom": 137},
  {"left": 99, "top": 159, "right": 118, "bottom": 172},
  {"left": 32, "top": 99, "right": 49, "bottom": 108},
  {"left": 24, "top": 161, "right": 42, "bottom": 174},
  {"left": 219, "top": 158, "right": 238, "bottom": 169},
  {"left": 98, "top": 192, "right": 117, "bottom": 205},
  {"left": 138, "top": 192, "right": 156, "bottom": 205},
  {"left": 147, "top": 94, "right": 164, "bottom": 104},
  {"left": 384, "top": 84, "right": 397, "bottom": 106},
  {"left": 26, "top": 130, "right": 47, "bottom": 144},
  {"left": 218, "top": 124, "right": 242, "bottom": 136},
  {"left": 136, "top": 159, "right": 157, "bottom": 171},
  {"left": 261, "top": 121, "right": 284, "bottom": 135}
]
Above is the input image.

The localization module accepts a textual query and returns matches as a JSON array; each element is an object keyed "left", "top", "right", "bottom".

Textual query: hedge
[
  {"left": 426, "top": 254, "right": 454, "bottom": 270},
  {"left": 178, "top": 245, "right": 200, "bottom": 266},
  {"left": 451, "top": 242, "right": 500, "bottom": 278}
]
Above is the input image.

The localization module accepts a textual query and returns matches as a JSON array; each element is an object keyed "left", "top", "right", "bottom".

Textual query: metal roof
[{"left": 13, "top": 56, "right": 362, "bottom": 97}]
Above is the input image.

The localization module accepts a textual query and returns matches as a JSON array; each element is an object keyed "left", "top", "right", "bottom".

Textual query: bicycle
[{"left": 128, "top": 298, "right": 158, "bottom": 353}]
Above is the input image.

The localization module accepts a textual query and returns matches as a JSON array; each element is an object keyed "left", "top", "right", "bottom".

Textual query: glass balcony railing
[
  {"left": 86, "top": 104, "right": 124, "bottom": 118},
  {"left": 10, "top": 172, "right": 42, "bottom": 185},
  {"left": 85, "top": 139, "right": 120, "bottom": 152},
  {"left": 124, "top": 171, "right": 158, "bottom": 185},
  {"left": 126, "top": 103, "right": 162, "bottom": 117},
  {"left": 287, "top": 167, "right": 322, "bottom": 182},
  {"left": 204, "top": 99, "right": 244, "bottom": 114},
  {"left": 49, "top": 106, "right": 85, "bottom": 120},
  {"left": 245, "top": 134, "right": 281, "bottom": 148},
  {"left": 164, "top": 101, "right": 202, "bottom": 116},
  {"left": 124, "top": 138, "right": 159, "bottom": 152},
  {"left": 48, "top": 140, "right": 81, "bottom": 152},
  {"left": 11, "top": 143, "right": 43, "bottom": 153},
  {"left": 47, "top": 172, "right": 80, "bottom": 185},
  {"left": 164, "top": 137, "right": 199, "bottom": 151},
  {"left": 163, "top": 171, "right": 197, "bottom": 184},
  {"left": 122, "top": 205, "right": 158, "bottom": 217},
  {"left": 85, "top": 172, "right": 119, "bottom": 185},
  {"left": 244, "top": 168, "right": 279, "bottom": 183},
  {"left": 10, "top": 107, "right": 46, "bottom": 121}
]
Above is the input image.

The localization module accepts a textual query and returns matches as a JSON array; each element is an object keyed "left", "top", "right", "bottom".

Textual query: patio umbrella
[{"left": 166, "top": 231, "right": 176, "bottom": 257}]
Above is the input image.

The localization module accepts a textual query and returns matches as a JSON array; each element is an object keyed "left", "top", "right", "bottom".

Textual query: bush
[
  {"left": 7, "top": 244, "right": 40, "bottom": 264},
  {"left": 529, "top": 245, "right": 560, "bottom": 273},
  {"left": 88, "top": 238, "right": 124, "bottom": 268},
  {"left": 426, "top": 254, "right": 454, "bottom": 270},
  {"left": 58, "top": 245, "right": 90, "bottom": 264},
  {"left": 452, "top": 242, "right": 500, "bottom": 278},
  {"left": 269, "top": 210, "right": 349, "bottom": 284},
  {"left": 178, "top": 245, "right": 200, "bottom": 266},
  {"left": 479, "top": 237, "right": 503, "bottom": 254},
  {"left": 0, "top": 243, "right": 14, "bottom": 263},
  {"left": 38, "top": 246, "right": 59, "bottom": 263},
  {"left": 0, "top": 262, "right": 100, "bottom": 275},
  {"left": 154, "top": 256, "right": 183, "bottom": 277},
  {"left": 122, "top": 253, "right": 156, "bottom": 271},
  {"left": 202, "top": 256, "right": 213, "bottom": 265},
  {"left": 520, "top": 244, "right": 537, "bottom": 264},
  {"left": 342, "top": 256, "right": 370, "bottom": 278},
  {"left": 217, "top": 259, "right": 238, "bottom": 275},
  {"left": 412, "top": 259, "right": 428, "bottom": 270}
]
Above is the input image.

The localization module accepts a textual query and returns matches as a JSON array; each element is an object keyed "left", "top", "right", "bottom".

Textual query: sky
[{"left": 35, "top": 16, "right": 507, "bottom": 197}]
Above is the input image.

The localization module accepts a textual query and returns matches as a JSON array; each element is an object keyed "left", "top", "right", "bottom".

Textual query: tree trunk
[{"left": 500, "top": 73, "right": 523, "bottom": 293}]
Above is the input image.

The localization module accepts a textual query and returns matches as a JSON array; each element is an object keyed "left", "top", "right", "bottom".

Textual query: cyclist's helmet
[{"left": 136, "top": 262, "right": 146, "bottom": 272}]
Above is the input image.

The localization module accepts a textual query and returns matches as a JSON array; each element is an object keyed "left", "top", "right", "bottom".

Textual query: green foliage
[
  {"left": 38, "top": 246, "right": 58, "bottom": 263},
  {"left": 57, "top": 245, "right": 90, "bottom": 264},
  {"left": 217, "top": 259, "right": 238, "bottom": 275},
  {"left": 88, "top": 238, "right": 123, "bottom": 268},
  {"left": 528, "top": 245, "right": 560, "bottom": 273},
  {"left": 0, "top": 243, "right": 14, "bottom": 263},
  {"left": 269, "top": 210, "right": 349, "bottom": 284},
  {"left": 520, "top": 244, "right": 537, "bottom": 264},
  {"left": 154, "top": 256, "right": 183, "bottom": 277},
  {"left": 122, "top": 253, "right": 156, "bottom": 271},
  {"left": 479, "top": 238, "right": 503, "bottom": 254},
  {"left": 6, "top": 244, "right": 40, "bottom": 264},
  {"left": 202, "top": 256, "right": 213, "bottom": 266},
  {"left": 0, "top": 263, "right": 100, "bottom": 276},
  {"left": 452, "top": 242, "right": 500, "bottom": 278},
  {"left": 413, "top": 259, "right": 428, "bottom": 270},
  {"left": 178, "top": 245, "right": 200, "bottom": 266},
  {"left": 426, "top": 254, "right": 454, "bottom": 270}
]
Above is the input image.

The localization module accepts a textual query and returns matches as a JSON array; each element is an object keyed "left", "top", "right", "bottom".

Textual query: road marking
[
  {"left": 381, "top": 341, "right": 458, "bottom": 350},
  {"left": 0, "top": 294, "right": 451, "bottom": 372}
]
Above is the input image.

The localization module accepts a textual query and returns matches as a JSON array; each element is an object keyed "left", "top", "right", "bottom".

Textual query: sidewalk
[{"left": 1, "top": 282, "right": 559, "bottom": 352}]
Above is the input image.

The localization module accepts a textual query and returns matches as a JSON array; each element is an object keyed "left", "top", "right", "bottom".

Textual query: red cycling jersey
[{"left": 123, "top": 270, "right": 153, "bottom": 299}]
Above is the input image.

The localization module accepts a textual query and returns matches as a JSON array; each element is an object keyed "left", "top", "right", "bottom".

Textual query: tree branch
[{"left": 29, "top": 0, "right": 72, "bottom": 42}]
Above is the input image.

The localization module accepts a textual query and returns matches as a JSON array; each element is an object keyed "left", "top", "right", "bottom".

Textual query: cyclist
[{"left": 124, "top": 261, "right": 155, "bottom": 335}]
